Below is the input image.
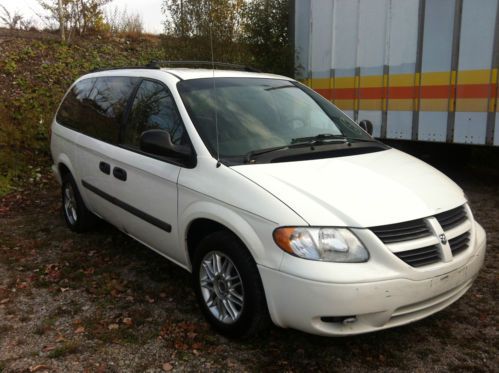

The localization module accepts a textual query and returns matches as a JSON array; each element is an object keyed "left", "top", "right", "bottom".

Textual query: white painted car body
[{"left": 50, "top": 68, "right": 486, "bottom": 336}]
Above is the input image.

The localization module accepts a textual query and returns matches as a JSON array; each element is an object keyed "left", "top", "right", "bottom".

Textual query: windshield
[{"left": 177, "top": 78, "right": 372, "bottom": 159}]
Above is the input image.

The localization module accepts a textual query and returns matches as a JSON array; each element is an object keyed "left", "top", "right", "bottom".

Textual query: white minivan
[{"left": 50, "top": 64, "right": 486, "bottom": 337}]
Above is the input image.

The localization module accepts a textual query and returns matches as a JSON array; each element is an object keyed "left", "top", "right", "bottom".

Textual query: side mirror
[
  {"left": 359, "top": 119, "right": 374, "bottom": 136},
  {"left": 140, "top": 129, "right": 191, "bottom": 158}
]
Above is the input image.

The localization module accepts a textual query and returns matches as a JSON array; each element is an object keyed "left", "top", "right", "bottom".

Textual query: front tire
[
  {"left": 192, "top": 231, "right": 270, "bottom": 338},
  {"left": 61, "top": 173, "right": 96, "bottom": 232}
]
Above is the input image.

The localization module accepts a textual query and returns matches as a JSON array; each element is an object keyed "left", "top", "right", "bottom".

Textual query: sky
[{"left": 0, "top": 0, "right": 165, "bottom": 34}]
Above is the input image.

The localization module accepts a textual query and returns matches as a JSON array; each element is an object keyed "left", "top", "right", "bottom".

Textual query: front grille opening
[
  {"left": 449, "top": 231, "right": 470, "bottom": 256},
  {"left": 394, "top": 245, "right": 440, "bottom": 267},
  {"left": 321, "top": 316, "right": 357, "bottom": 324},
  {"left": 435, "top": 205, "right": 467, "bottom": 231},
  {"left": 370, "top": 219, "right": 432, "bottom": 244}
]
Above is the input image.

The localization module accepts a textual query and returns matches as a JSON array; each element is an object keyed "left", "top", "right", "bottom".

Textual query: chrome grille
[
  {"left": 394, "top": 245, "right": 440, "bottom": 267},
  {"left": 370, "top": 204, "right": 471, "bottom": 268},
  {"left": 435, "top": 205, "right": 467, "bottom": 231},
  {"left": 370, "top": 219, "right": 431, "bottom": 244},
  {"left": 449, "top": 231, "right": 470, "bottom": 256}
]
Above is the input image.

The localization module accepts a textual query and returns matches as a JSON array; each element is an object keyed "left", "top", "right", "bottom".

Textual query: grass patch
[{"left": 47, "top": 342, "right": 79, "bottom": 358}]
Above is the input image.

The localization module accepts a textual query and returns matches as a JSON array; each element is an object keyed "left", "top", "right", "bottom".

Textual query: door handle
[
  {"left": 113, "top": 167, "right": 127, "bottom": 181},
  {"left": 99, "top": 161, "right": 110, "bottom": 175}
]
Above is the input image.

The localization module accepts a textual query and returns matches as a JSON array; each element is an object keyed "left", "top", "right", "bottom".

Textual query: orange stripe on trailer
[
  {"left": 490, "top": 68, "right": 498, "bottom": 112},
  {"left": 332, "top": 88, "right": 356, "bottom": 100},
  {"left": 308, "top": 69, "right": 498, "bottom": 112},
  {"left": 456, "top": 84, "right": 495, "bottom": 99},
  {"left": 419, "top": 85, "right": 451, "bottom": 99},
  {"left": 315, "top": 88, "right": 333, "bottom": 100},
  {"left": 388, "top": 86, "right": 417, "bottom": 99},
  {"left": 359, "top": 87, "right": 385, "bottom": 99}
]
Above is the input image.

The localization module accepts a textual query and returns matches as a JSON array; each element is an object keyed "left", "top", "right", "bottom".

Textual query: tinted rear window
[
  {"left": 56, "top": 76, "right": 139, "bottom": 143},
  {"left": 56, "top": 78, "right": 95, "bottom": 132}
]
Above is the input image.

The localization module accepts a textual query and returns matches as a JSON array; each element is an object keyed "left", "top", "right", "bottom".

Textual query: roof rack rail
[
  {"left": 90, "top": 65, "right": 160, "bottom": 73},
  {"left": 148, "top": 60, "right": 261, "bottom": 73}
]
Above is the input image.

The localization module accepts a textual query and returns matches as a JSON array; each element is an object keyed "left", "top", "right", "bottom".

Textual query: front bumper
[{"left": 259, "top": 223, "right": 486, "bottom": 336}]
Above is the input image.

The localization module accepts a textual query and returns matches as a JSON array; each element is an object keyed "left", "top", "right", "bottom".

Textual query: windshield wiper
[
  {"left": 291, "top": 133, "right": 348, "bottom": 144},
  {"left": 292, "top": 133, "right": 376, "bottom": 145},
  {"left": 244, "top": 134, "right": 378, "bottom": 163},
  {"left": 244, "top": 136, "right": 347, "bottom": 163},
  {"left": 264, "top": 84, "right": 297, "bottom": 91},
  {"left": 244, "top": 145, "right": 291, "bottom": 163}
]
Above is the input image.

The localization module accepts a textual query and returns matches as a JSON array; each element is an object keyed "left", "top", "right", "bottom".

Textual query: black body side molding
[{"left": 81, "top": 180, "right": 172, "bottom": 233}]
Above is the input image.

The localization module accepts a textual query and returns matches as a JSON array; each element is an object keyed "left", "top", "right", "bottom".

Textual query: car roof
[
  {"left": 160, "top": 68, "right": 290, "bottom": 81},
  {"left": 81, "top": 68, "right": 291, "bottom": 82}
]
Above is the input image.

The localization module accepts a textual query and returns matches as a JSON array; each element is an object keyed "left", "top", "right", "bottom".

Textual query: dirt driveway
[{"left": 0, "top": 163, "right": 497, "bottom": 372}]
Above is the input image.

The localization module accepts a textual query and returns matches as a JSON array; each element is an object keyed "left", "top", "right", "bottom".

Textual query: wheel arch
[
  {"left": 55, "top": 153, "right": 77, "bottom": 183},
  {"left": 181, "top": 201, "right": 278, "bottom": 271}
]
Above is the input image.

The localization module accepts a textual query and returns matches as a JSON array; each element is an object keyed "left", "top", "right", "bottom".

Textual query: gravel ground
[{"left": 0, "top": 160, "right": 497, "bottom": 373}]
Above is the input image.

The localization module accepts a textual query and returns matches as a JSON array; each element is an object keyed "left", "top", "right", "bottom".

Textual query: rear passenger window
[
  {"left": 122, "top": 80, "right": 187, "bottom": 149},
  {"left": 56, "top": 78, "right": 95, "bottom": 131},
  {"left": 56, "top": 76, "right": 138, "bottom": 143}
]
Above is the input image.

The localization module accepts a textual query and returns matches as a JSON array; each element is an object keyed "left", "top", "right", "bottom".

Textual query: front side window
[
  {"left": 122, "top": 80, "right": 187, "bottom": 149},
  {"left": 177, "top": 78, "right": 374, "bottom": 162}
]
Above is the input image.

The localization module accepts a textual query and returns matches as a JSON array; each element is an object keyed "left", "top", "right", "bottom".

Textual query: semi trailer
[{"left": 293, "top": 0, "right": 499, "bottom": 146}]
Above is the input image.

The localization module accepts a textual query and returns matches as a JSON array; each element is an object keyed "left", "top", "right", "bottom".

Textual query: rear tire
[
  {"left": 61, "top": 173, "right": 96, "bottom": 232},
  {"left": 192, "top": 230, "right": 270, "bottom": 338}
]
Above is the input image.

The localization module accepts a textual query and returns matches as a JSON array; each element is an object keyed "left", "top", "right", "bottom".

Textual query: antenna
[{"left": 209, "top": 10, "right": 221, "bottom": 168}]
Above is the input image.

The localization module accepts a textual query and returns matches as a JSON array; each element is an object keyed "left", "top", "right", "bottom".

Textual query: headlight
[{"left": 273, "top": 227, "right": 369, "bottom": 262}]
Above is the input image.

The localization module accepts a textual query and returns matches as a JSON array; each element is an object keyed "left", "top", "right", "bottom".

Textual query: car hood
[{"left": 231, "top": 148, "right": 466, "bottom": 227}]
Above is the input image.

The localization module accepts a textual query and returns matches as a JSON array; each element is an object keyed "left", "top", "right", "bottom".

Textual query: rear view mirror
[
  {"left": 359, "top": 120, "right": 374, "bottom": 136},
  {"left": 140, "top": 129, "right": 191, "bottom": 158}
]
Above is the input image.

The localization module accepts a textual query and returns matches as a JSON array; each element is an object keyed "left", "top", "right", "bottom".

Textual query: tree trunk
[{"left": 58, "top": 0, "right": 65, "bottom": 42}]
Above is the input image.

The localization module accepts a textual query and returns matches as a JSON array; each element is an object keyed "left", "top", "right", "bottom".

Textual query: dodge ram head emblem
[{"left": 439, "top": 233, "right": 447, "bottom": 245}]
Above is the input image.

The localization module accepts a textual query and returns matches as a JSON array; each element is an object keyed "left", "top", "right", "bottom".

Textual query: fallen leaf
[
  {"left": 192, "top": 342, "right": 203, "bottom": 350},
  {"left": 108, "top": 323, "right": 119, "bottom": 330},
  {"left": 75, "top": 326, "right": 85, "bottom": 334},
  {"left": 42, "top": 344, "right": 56, "bottom": 352},
  {"left": 55, "top": 335, "right": 66, "bottom": 343},
  {"left": 162, "top": 362, "right": 173, "bottom": 371},
  {"left": 110, "top": 279, "right": 125, "bottom": 292},
  {"left": 29, "top": 365, "right": 51, "bottom": 372},
  {"left": 174, "top": 340, "right": 188, "bottom": 350}
]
